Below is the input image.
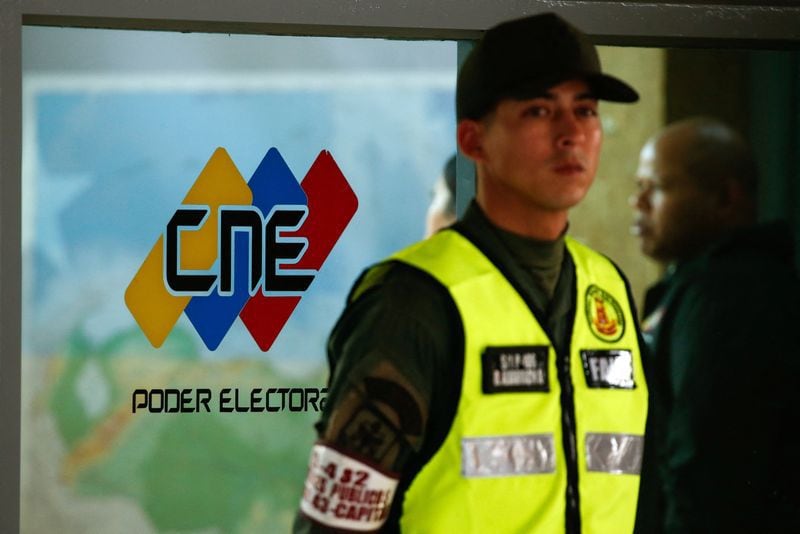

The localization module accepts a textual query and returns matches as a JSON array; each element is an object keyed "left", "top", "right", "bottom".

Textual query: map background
[{"left": 22, "top": 26, "right": 457, "bottom": 534}]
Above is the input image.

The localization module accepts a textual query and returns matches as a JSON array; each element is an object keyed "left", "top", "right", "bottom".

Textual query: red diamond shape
[{"left": 239, "top": 151, "right": 358, "bottom": 351}]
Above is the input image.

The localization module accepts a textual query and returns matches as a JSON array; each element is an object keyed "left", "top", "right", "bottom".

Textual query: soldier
[{"left": 296, "top": 12, "right": 647, "bottom": 533}]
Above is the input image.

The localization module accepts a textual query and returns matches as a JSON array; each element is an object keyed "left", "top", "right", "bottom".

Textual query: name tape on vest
[
  {"left": 300, "top": 443, "right": 398, "bottom": 531},
  {"left": 462, "top": 433, "right": 556, "bottom": 478},
  {"left": 482, "top": 346, "right": 549, "bottom": 393},
  {"left": 580, "top": 349, "right": 636, "bottom": 389}
]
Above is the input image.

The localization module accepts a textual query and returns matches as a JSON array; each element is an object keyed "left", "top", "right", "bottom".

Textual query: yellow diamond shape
[{"left": 124, "top": 148, "right": 253, "bottom": 347}]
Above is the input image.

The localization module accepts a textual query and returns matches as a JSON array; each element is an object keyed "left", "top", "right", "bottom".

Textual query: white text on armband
[{"left": 300, "top": 443, "right": 399, "bottom": 531}]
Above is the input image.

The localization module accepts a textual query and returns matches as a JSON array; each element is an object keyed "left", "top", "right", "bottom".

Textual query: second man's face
[
  {"left": 631, "top": 137, "right": 722, "bottom": 263},
  {"left": 474, "top": 79, "right": 603, "bottom": 214}
]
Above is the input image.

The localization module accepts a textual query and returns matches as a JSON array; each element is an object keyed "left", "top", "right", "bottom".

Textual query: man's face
[
  {"left": 631, "top": 137, "right": 720, "bottom": 263},
  {"left": 473, "top": 79, "right": 602, "bottom": 215}
]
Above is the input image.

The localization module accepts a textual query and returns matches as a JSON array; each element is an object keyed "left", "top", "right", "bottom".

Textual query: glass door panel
[{"left": 22, "top": 26, "right": 457, "bottom": 533}]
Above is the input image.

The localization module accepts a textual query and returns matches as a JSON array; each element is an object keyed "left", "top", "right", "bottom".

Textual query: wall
[{"left": 571, "top": 46, "right": 665, "bottom": 310}]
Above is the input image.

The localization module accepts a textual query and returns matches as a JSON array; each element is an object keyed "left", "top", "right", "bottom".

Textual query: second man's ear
[{"left": 718, "top": 179, "right": 757, "bottom": 224}]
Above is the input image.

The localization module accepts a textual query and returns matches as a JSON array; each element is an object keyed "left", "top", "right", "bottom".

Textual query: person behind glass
[
  {"left": 424, "top": 154, "right": 457, "bottom": 238},
  {"left": 295, "top": 12, "right": 648, "bottom": 533},
  {"left": 630, "top": 117, "right": 800, "bottom": 533}
]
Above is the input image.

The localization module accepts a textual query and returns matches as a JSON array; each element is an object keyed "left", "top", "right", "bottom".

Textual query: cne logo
[{"left": 125, "top": 147, "right": 358, "bottom": 351}]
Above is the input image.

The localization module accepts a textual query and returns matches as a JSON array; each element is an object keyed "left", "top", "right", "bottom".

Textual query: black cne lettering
[
  {"left": 218, "top": 208, "right": 263, "bottom": 294},
  {"left": 264, "top": 208, "right": 315, "bottom": 292},
  {"left": 166, "top": 205, "right": 318, "bottom": 297},
  {"left": 165, "top": 208, "right": 216, "bottom": 293}
]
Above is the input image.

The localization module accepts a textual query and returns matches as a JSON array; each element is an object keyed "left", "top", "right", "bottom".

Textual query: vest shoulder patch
[
  {"left": 482, "top": 346, "right": 549, "bottom": 393},
  {"left": 585, "top": 284, "right": 626, "bottom": 342}
]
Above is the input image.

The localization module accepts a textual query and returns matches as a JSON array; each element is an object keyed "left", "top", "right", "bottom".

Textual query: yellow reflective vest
[{"left": 387, "top": 230, "right": 647, "bottom": 534}]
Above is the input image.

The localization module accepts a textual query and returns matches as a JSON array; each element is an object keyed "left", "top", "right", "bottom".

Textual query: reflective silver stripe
[
  {"left": 585, "top": 432, "right": 644, "bottom": 475},
  {"left": 461, "top": 434, "right": 555, "bottom": 478}
]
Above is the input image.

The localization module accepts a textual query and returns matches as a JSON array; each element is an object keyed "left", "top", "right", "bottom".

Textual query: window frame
[{"left": 2, "top": 1, "right": 799, "bottom": 531}]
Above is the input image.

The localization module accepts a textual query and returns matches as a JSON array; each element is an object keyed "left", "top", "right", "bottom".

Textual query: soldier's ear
[{"left": 457, "top": 119, "right": 485, "bottom": 162}]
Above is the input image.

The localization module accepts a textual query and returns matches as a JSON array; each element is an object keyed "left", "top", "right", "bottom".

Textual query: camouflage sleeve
[
  {"left": 294, "top": 264, "right": 457, "bottom": 532},
  {"left": 322, "top": 359, "right": 428, "bottom": 471}
]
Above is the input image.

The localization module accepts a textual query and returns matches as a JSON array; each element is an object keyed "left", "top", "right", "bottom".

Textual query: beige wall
[{"left": 570, "top": 46, "right": 665, "bottom": 313}]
